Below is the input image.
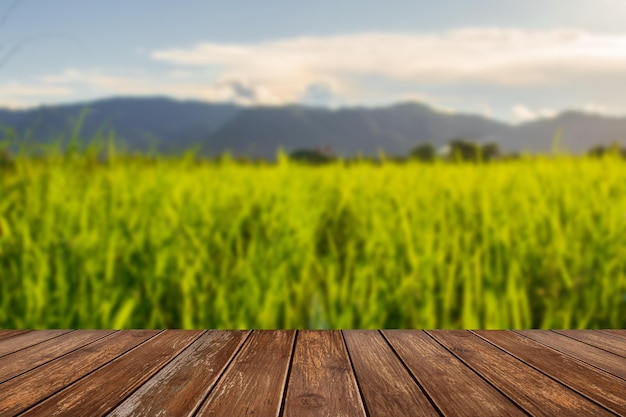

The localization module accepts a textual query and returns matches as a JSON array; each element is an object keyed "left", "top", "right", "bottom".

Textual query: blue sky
[{"left": 2, "top": 0, "right": 626, "bottom": 122}]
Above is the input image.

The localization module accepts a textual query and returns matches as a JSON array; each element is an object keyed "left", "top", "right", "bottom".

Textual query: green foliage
[
  {"left": 448, "top": 139, "right": 479, "bottom": 161},
  {"left": 410, "top": 143, "right": 436, "bottom": 162},
  {"left": 1, "top": 140, "right": 626, "bottom": 329},
  {"left": 289, "top": 148, "right": 334, "bottom": 165},
  {"left": 481, "top": 142, "right": 500, "bottom": 161},
  {"left": 588, "top": 142, "right": 626, "bottom": 158},
  {"left": 289, "top": 147, "right": 335, "bottom": 165},
  {"left": 0, "top": 149, "right": 13, "bottom": 171},
  {"left": 447, "top": 139, "right": 500, "bottom": 162}
]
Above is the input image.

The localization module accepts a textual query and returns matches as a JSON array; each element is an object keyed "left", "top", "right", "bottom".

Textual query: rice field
[{"left": 1, "top": 147, "right": 625, "bottom": 329}]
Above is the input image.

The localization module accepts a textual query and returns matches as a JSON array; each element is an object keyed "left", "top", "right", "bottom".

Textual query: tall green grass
[{"left": 1, "top": 146, "right": 625, "bottom": 329}]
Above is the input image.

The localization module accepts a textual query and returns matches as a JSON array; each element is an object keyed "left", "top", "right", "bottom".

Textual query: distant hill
[
  {"left": 206, "top": 103, "right": 510, "bottom": 159},
  {"left": 1, "top": 96, "right": 626, "bottom": 157},
  {"left": 500, "top": 111, "right": 626, "bottom": 154},
  {"left": 0, "top": 97, "right": 240, "bottom": 152}
]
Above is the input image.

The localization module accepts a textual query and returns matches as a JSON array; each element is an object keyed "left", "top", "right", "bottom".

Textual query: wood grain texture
[
  {"left": 382, "top": 330, "right": 526, "bottom": 417},
  {"left": 0, "top": 330, "right": 161, "bottom": 417},
  {"left": 0, "top": 330, "right": 31, "bottom": 342},
  {"left": 428, "top": 330, "right": 614, "bottom": 417},
  {"left": 553, "top": 330, "right": 626, "bottom": 359},
  {"left": 516, "top": 329, "right": 626, "bottom": 380},
  {"left": 195, "top": 330, "right": 295, "bottom": 417},
  {"left": 19, "top": 330, "right": 203, "bottom": 417},
  {"left": 343, "top": 330, "right": 439, "bottom": 417},
  {"left": 282, "top": 330, "right": 366, "bottom": 417},
  {"left": 599, "top": 329, "right": 626, "bottom": 339},
  {"left": 1, "top": 329, "right": 624, "bottom": 416},
  {"left": 474, "top": 330, "right": 626, "bottom": 416},
  {"left": 0, "top": 330, "right": 115, "bottom": 384},
  {"left": 108, "top": 330, "right": 250, "bottom": 417},
  {"left": 0, "top": 329, "right": 72, "bottom": 357}
]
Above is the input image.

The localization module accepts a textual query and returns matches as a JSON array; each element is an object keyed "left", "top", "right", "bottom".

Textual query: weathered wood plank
[
  {"left": 382, "top": 330, "right": 526, "bottom": 416},
  {"left": 19, "top": 330, "right": 203, "bottom": 417},
  {"left": 107, "top": 330, "right": 250, "bottom": 417},
  {"left": 0, "top": 330, "right": 31, "bottom": 342},
  {"left": 0, "top": 329, "right": 115, "bottom": 384},
  {"left": 516, "top": 330, "right": 626, "bottom": 380},
  {"left": 195, "top": 330, "right": 295, "bottom": 417},
  {"left": 600, "top": 329, "right": 626, "bottom": 339},
  {"left": 282, "top": 330, "right": 366, "bottom": 417},
  {"left": 343, "top": 330, "right": 439, "bottom": 417},
  {"left": 0, "top": 330, "right": 161, "bottom": 417},
  {"left": 0, "top": 329, "right": 72, "bottom": 357},
  {"left": 1, "top": 329, "right": 623, "bottom": 416},
  {"left": 553, "top": 330, "right": 626, "bottom": 359},
  {"left": 428, "top": 330, "right": 614, "bottom": 417},
  {"left": 474, "top": 330, "right": 626, "bottom": 415}
]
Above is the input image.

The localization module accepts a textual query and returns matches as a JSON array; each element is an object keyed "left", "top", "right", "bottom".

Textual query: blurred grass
[{"left": 1, "top": 141, "right": 625, "bottom": 329}]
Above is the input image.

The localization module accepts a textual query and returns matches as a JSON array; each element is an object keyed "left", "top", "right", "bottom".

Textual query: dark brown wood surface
[
  {"left": 20, "top": 330, "right": 203, "bottom": 417},
  {"left": 0, "top": 330, "right": 115, "bottom": 384},
  {"left": 601, "top": 329, "right": 626, "bottom": 339},
  {"left": 517, "top": 329, "right": 626, "bottom": 380},
  {"left": 343, "top": 330, "right": 439, "bottom": 417},
  {"left": 0, "top": 330, "right": 160, "bottom": 416},
  {"left": 428, "top": 330, "right": 614, "bottom": 416},
  {"left": 474, "top": 329, "right": 626, "bottom": 415},
  {"left": 194, "top": 330, "right": 295, "bottom": 417},
  {"left": 553, "top": 330, "right": 626, "bottom": 358},
  {"left": 0, "top": 329, "right": 72, "bottom": 357},
  {"left": 0, "top": 330, "right": 31, "bottom": 342},
  {"left": 108, "top": 330, "right": 250, "bottom": 417},
  {"left": 0, "top": 329, "right": 625, "bottom": 417},
  {"left": 383, "top": 330, "right": 527, "bottom": 416},
  {"left": 283, "top": 330, "right": 366, "bottom": 417}
]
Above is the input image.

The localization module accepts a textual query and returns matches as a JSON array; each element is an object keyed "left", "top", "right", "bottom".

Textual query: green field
[{"left": 1, "top": 149, "right": 625, "bottom": 329}]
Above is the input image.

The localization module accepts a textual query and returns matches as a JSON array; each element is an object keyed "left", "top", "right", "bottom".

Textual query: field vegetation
[{"left": 1, "top": 139, "right": 625, "bottom": 329}]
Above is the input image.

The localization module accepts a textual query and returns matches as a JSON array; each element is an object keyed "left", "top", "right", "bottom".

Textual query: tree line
[
  {"left": 289, "top": 139, "right": 626, "bottom": 164},
  {"left": 1, "top": 138, "right": 626, "bottom": 169},
  {"left": 289, "top": 139, "right": 503, "bottom": 164}
]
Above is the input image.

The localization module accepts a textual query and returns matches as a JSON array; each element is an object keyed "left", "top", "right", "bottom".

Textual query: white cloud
[
  {"left": 432, "top": 104, "right": 457, "bottom": 114},
  {"left": 0, "top": 82, "right": 74, "bottom": 108},
  {"left": 152, "top": 28, "right": 626, "bottom": 90},
  {"left": 300, "top": 79, "right": 345, "bottom": 108},
  {"left": 213, "top": 77, "right": 280, "bottom": 105},
  {"left": 581, "top": 102, "right": 626, "bottom": 116},
  {"left": 0, "top": 99, "right": 37, "bottom": 110},
  {"left": 2, "top": 83, "right": 73, "bottom": 98},
  {"left": 38, "top": 68, "right": 158, "bottom": 92},
  {"left": 8, "top": 27, "right": 626, "bottom": 113},
  {"left": 512, "top": 102, "right": 626, "bottom": 122},
  {"left": 3, "top": 68, "right": 283, "bottom": 107},
  {"left": 512, "top": 104, "right": 557, "bottom": 122},
  {"left": 481, "top": 103, "right": 494, "bottom": 118}
]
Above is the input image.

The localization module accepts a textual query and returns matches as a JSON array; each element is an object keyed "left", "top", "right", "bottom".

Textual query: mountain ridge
[{"left": 1, "top": 96, "right": 625, "bottom": 157}]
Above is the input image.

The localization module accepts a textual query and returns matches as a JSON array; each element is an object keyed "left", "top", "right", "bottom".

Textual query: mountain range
[{"left": 1, "top": 96, "right": 626, "bottom": 158}]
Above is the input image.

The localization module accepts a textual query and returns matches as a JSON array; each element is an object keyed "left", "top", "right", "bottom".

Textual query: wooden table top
[{"left": 0, "top": 329, "right": 625, "bottom": 416}]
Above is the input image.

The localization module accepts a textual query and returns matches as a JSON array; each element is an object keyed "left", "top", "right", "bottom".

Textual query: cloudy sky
[{"left": 2, "top": 0, "right": 626, "bottom": 122}]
